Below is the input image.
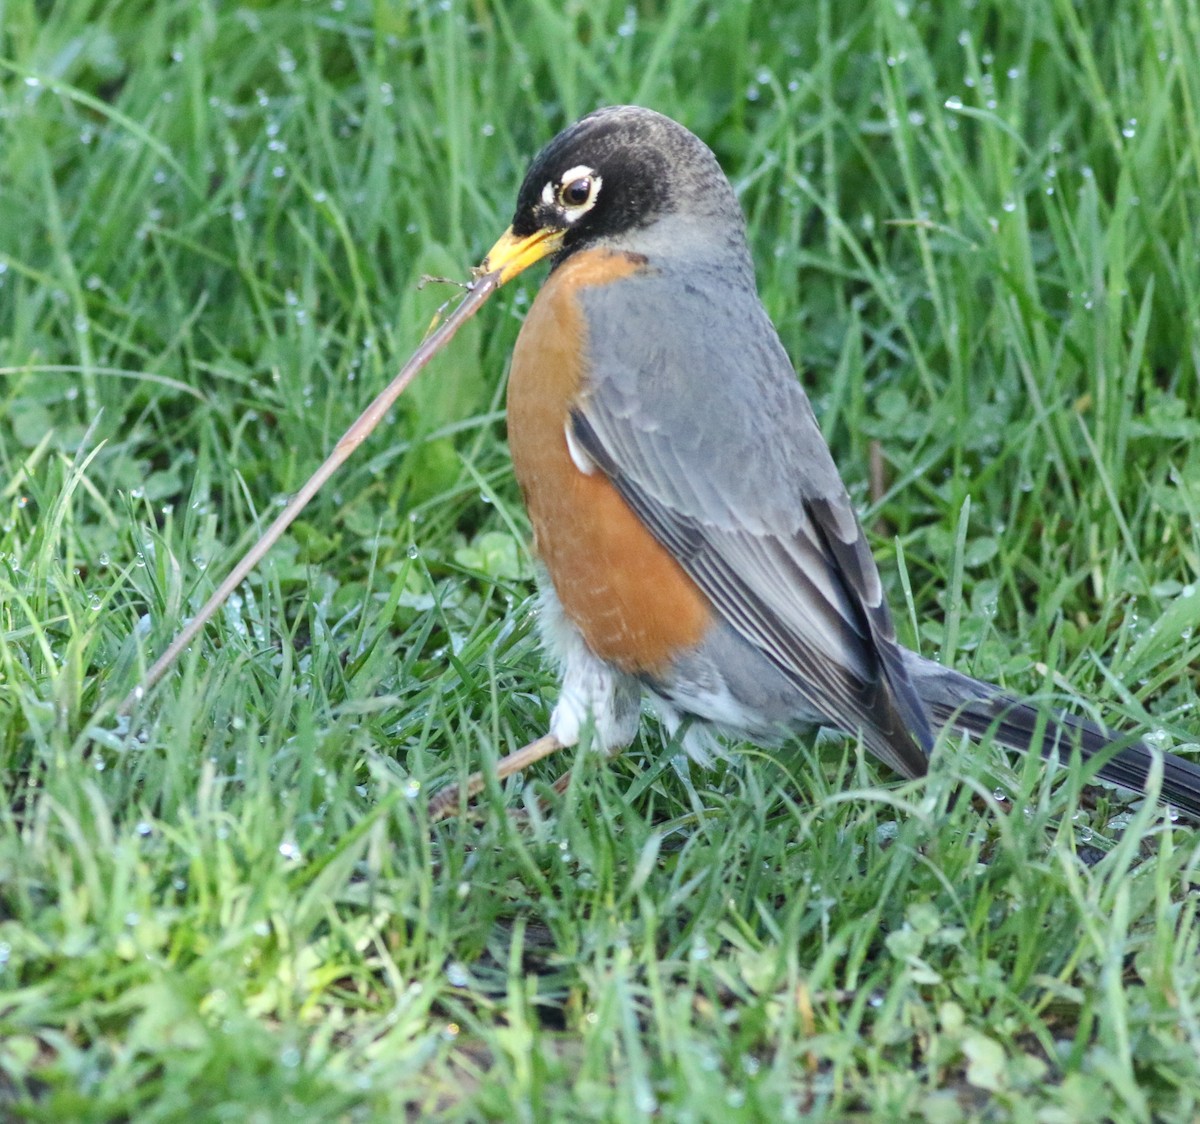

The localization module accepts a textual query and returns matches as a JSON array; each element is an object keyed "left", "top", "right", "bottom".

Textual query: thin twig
[{"left": 119, "top": 269, "right": 503, "bottom": 714}]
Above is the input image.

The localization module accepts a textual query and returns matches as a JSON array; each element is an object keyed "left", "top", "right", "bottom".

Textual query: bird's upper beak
[{"left": 480, "top": 226, "right": 565, "bottom": 285}]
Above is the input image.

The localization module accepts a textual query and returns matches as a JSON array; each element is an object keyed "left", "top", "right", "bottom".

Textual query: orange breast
[{"left": 506, "top": 249, "right": 712, "bottom": 676}]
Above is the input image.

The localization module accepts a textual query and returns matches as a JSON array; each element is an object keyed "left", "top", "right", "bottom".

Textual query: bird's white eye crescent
[{"left": 555, "top": 165, "right": 601, "bottom": 217}]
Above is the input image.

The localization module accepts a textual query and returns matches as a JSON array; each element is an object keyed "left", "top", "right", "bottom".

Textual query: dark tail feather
[{"left": 902, "top": 650, "right": 1200, "bottom": 821}]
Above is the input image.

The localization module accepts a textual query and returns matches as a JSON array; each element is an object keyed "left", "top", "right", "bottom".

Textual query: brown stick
[
  {"left": 119, "top": 269, "right": 503, "bottom": 714},
  {"left": 427, "top": 733, "right": 565, "bottom": 822}
]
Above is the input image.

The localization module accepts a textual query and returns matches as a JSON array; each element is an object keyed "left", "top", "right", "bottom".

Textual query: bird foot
[{"left": 427, "top": 733, "right": 566, "bottom": 822}]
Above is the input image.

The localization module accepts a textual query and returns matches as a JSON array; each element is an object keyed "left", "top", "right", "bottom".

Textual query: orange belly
[{"left": 506, "top": 250, "right": 712, "bottom": 676}]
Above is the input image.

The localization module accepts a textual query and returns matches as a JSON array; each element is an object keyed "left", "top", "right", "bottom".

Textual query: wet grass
[{"left": 2, "top": 0, "right": 1200, "bottom": 1118}]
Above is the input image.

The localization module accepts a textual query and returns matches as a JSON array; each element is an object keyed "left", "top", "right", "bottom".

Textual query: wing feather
[{"left": 569, "top": 268, "right": 932, "bottom": 775}]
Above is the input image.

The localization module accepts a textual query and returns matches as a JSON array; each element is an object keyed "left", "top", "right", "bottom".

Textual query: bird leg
[{"left": 427, "top": 733, "right": 566, "bottom": 822}]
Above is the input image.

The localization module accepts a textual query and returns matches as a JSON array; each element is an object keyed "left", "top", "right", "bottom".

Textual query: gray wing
[{"left": 573, "top": 263, "right": 933, "bottom": 777}]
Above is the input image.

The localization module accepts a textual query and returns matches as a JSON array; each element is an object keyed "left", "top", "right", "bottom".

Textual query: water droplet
[
  {"left": 875, "top": 820, "right": 900, "bottom": 844},
  {"left": 445, "top": 961, "right": 470, "bottom": 987},
  {"left": 945, "top": 95, "right": 963, "bottom": 110},
  {"left": 635, "top": 1088, "right": 659, "bottom": 1113},
  {"left": 403, "top": 777, "right": 421, "bottom": 799},
  {"left": 278, "top": 840, "right": 302, "bottom": 862}
]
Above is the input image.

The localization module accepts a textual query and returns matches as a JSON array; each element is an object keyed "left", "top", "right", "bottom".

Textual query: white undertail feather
[{"left": 536, "top": 577, "right": 641, "bottom": 753}]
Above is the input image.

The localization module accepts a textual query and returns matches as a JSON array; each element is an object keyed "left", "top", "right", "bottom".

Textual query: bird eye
[{"left": 558, "top": 176, "right": 595, "bottom": 208}]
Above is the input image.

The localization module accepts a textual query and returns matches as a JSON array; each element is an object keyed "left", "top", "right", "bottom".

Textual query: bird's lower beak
[{"left": 481, "top": 226, "right": 564, "bottom": 284}]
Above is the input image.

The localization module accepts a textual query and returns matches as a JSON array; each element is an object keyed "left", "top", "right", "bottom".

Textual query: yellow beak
[{"left": 481, "top": 226, "right": 565, "bottom": 285}]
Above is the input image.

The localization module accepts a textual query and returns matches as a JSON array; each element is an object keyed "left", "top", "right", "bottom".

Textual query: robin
[{"left": 429, "top": 105, "right": 1200, "bottom": 821}]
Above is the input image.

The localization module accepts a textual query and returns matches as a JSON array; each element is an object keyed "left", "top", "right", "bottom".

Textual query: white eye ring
[
  {"left": 558, "top": 165, "right": 596, "bottom": 189},
  {"left": 540, "top": 165, "right": 601, "bottom": 220}
]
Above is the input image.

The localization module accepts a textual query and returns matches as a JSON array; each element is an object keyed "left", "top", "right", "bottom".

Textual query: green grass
[{"left": 3, "top": 0, "right": 1200, "bottom": 1118}]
